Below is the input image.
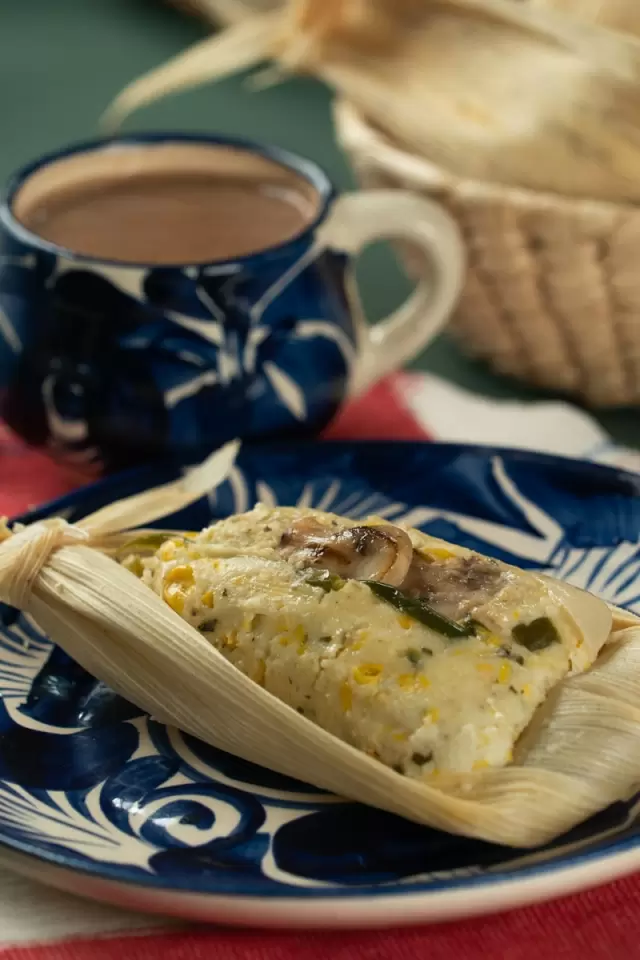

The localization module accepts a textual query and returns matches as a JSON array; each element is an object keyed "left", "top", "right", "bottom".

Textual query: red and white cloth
[{"left": 0, "top": 371, "right": 639, "bottom": 959}]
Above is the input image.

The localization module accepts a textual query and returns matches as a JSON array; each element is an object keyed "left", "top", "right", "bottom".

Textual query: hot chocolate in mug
[{"left": 0, "top": 132, "right": 464, "bottom": 469}]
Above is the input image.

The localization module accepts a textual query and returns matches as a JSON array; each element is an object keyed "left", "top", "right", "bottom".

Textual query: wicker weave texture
[{"left": 336, "top": 100, "right": 640, "bottom": 408}]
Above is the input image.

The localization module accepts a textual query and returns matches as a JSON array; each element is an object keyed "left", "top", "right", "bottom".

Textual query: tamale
[{"left": 0, "top": 445, "right": 639, "bottom": 848}]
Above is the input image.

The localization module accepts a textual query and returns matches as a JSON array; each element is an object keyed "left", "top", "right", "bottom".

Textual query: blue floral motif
[
  {"left": 0, "top": 242, "right": 353, "bottom": 468},
  {"left": 0, "top": 443, "right": 639, "bottom": 902}
]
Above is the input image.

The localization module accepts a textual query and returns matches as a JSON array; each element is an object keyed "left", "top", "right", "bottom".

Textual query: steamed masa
[{"left": 130, "top": 505, "right": 593, "bottom": 779}]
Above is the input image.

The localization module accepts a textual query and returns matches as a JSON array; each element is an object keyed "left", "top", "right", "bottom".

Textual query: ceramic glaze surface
[
  {"left": 0, "top": 136, "right": 353, "bottom": 469},
  {"left": 1, "top": 442, "right": 639, "bottom": 916}
]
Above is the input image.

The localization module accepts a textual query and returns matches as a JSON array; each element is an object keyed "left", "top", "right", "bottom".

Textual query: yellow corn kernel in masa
[
  {"left": 224, "top": 631, "right": 239, "bottom": 651},
  {"left": 397, "top": 673, "right": 416, "bottom": 688},
  {"left": 201, "top": 590, "right": 215, "bottom": 608},
  {"left": 425, "top": 547, "right": 455, "bottom": 560},
  {"left": 353, "top": 664, "right": 383, "bottom": 684},
  {"left": 497, "top": 662, "right": 511, "bottom": 684},
  {"left": 159, "top": 541, "right": 177, "bottom": 561},
  {"left": 278, "top": 634, "right": 291, "bottom": 646},
  {"left": 397, "top": 615, "right": 413, "bottom": 631},
  {"left": 476, "top": 662, "right": 495, "bottom": 675},
  {"left": 340, "top": 681, "right": 353, "bottom": 712},
  {"left": 163, "top": 582, "right": 186, "bottom": 614},
  {"left": 392, "top": 730, "right": 409, "bottom": 742},
  {"left": 522, "top": 683, "right": 532, "bottom": 698},
  {"left": 254, "top": 660, "right": 266, "bottom": 686},
  {"left": 165, "top": 564, "right": 194, "bottom": 585},
  {"left": 473, "top": 759, "right": 490, "bottom": 770},
  {"left": 485, "top": 634, "right": 502, "bottom": 648},
  {"left": 425, "top": 707, "right": 440, "bottom": 723}
]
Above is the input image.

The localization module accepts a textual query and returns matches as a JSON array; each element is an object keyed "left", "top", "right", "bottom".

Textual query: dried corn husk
[
  {"left": 532, "top": 0, "right": 640, "bottom": 39},
  {"left": 1, "top": 441, "right": 640, "bottom": 848},
  {"left": 107, "top": 0, "right": 640, "bottom": 202}
]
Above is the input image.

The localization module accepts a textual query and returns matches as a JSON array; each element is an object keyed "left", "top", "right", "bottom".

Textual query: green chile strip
[{"left": 365, "top": 581, "right": 476, "bottom": 638}]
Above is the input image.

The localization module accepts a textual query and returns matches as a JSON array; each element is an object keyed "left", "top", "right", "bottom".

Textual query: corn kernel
[
  {"left": 165, "top": 564, "right": 194, "bottom": 585},
  {"left": 242, "top": 613, "right": 255, "bottom": 632},
  {"left": 392, "top": 731, "right": 409, "bottom": 742},
  {"left": 485, "top": 634, "right": 502, "bottom": 648},
  {"left": 397, "top": 674, "right": 416, "bottom": 688},
  {"left": 254, "top": 659, "right": 266, "bottom": 685},
  {"left": 159, "top": 540, "right": 177, "bottom": 561},
  {"left": 476, "top": 663, "right": 495, "bottom": 675},
  {"left": 292, "top": 625, "right": 306, "bottom": 644},
  {"left": 473, "top": 759, "right": 490, "bottom": 770},
  {"left": 164, "top": 582, "right": 186, "bottom": 614},
  {"left": 497, "top": 662, "right": 511, "bottom": 684},
  {"left": 522, "top": 683, "right": 532, "bottom": 698},
  {"left": 353, "top": 664, "right": 383, "bottom": 684},
  {"left": 278, "top": 634, "right": 291, "bottom": 646},
  {"left": 201, "top": 590, "right": 215, "bottom": 608},
  {"left": 397, "top": 615, "right": 413, "bottom": 630},
  {"left": 425, "top": 707, "right": 440, "bottom": 723},
  {"left": 224, "top": 631, "right": 239, "bottom": 651},
  {"left": 416, "top": 675, "right": 430, "bottom": 690},
  {"left": 340, "top": 681, "right": 353, "bottom": 712},
  {"left": 426, "top": 547, "right": 455, "bottom": 560}
]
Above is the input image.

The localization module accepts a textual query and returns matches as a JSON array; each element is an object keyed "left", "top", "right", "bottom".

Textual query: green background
[{"left": 2, "top": 0, "right": 638, "bottom": 448}]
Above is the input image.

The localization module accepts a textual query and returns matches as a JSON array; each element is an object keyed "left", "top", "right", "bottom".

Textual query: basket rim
[{"left": 334, "top": 99, "right": 639, "bottom": 217}]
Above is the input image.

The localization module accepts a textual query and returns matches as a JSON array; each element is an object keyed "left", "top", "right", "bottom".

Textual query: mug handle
[{"left": 316, "top": 190, "right": 465, "bottom": 397}]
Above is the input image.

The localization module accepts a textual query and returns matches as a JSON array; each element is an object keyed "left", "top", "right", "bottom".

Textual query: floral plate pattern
[{"left": 0, "top": 441, "right": 639, "bottom": 927}]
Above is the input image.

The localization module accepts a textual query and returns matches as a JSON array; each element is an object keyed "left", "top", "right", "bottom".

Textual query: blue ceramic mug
[{"left": 0, "top": 133, "right": 464, "bottom": 469}]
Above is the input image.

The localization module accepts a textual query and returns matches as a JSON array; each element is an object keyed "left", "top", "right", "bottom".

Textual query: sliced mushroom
[
  {"left": 280, "top": 518, "right": 509, "bottom": 619},
  {"left": 400, "top": 553, "right": 508, "bottom": 620},
  {"left": 280, "top": 519, "right": 413, "bottom": 586}
]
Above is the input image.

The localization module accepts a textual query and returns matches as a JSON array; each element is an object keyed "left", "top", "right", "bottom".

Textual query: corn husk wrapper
[
  {"left": 107, "top": 0, "right": 640, "bottom": 202},
  {"left": 1, "top": 442, "right": 640, "bottom": 848},
  {"left": 532, "top": 0, "right": 640, "bottom": 39}
]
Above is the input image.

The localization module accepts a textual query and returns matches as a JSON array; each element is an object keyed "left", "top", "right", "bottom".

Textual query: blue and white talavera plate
[{"left": 1, "top": 441, "right": 640, "bottom": 928}]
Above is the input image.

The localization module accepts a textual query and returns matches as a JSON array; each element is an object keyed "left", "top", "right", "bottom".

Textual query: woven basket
[{"left": 336, "top": 99, "right": 640, "bottom": 408}]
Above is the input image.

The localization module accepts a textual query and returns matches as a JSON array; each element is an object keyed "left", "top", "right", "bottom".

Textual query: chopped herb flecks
[
  {"left": 306, "top": 570, "right": 345, "bottom": 593},
  {"left": 498, "top": 645, "right": 525, "bottom": 666}
]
